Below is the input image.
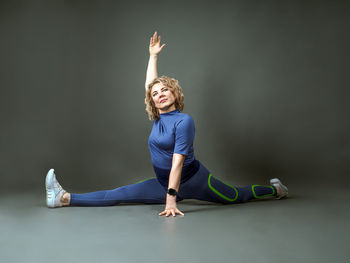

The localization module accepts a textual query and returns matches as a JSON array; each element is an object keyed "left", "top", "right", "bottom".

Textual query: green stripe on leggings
[
  {"left": 207, "top": 174, "right": 238, "bottom": 202},
  {"left": 135, "top": 177, "right": 157, "bottom": 184}
]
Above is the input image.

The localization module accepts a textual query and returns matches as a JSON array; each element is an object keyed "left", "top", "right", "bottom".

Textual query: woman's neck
[{"left": 158, "top": 104, "right": 176, "bottom": 114}]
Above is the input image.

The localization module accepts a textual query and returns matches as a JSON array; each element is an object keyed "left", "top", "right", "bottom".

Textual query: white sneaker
[
  {"left": 45, "top": 168, "right": 67, "bottom": 208},
  {"left": 270, "top": 178, "right": 288, "bottom": 200}
]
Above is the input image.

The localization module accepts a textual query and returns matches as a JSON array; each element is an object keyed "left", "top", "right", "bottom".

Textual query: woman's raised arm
[{"left": 145, "top": 31, "right": 166, "bottom": 91}]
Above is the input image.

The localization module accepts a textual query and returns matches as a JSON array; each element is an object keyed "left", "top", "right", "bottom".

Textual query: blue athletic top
[{"left": 148, "top": 108, "right": 200, "bottom": 187}]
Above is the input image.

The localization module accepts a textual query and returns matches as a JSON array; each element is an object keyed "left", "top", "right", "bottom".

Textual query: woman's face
[{"left": 151, "top": 82, "right": 176, "bottom": 113}]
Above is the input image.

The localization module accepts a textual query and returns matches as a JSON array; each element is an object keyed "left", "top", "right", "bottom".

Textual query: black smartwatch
[{"left": 167, "top": 188, "right": 178, "bottom": 196}]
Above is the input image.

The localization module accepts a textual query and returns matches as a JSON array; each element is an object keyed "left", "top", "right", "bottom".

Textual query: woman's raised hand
[{"left": 149, "top": 31, "right": 166, "bottom": 56}]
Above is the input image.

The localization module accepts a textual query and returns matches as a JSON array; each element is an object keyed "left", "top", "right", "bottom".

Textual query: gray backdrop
[{"left": 1, "top": 0, "right": 349, "bottom": 193}]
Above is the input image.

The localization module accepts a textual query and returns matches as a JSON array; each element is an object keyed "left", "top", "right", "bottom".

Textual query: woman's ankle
[
  {"left": 275, "top": 185, "right": 281, "bottom": 197},
  {"left": 60, "top": 192, "right": 71, "bottom": 206}
]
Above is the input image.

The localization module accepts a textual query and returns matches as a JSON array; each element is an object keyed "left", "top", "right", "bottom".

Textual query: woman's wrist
[
  {"left": 149, "top": 54, "right": 158, "bottom": 58},
  {"left": 166, "top": 194, "right": 177, "bottom": 201}
]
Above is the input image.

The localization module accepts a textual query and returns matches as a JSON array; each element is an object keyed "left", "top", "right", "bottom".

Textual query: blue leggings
[{"left": 70, "top": 162, "right": 277, "bottom": 206}]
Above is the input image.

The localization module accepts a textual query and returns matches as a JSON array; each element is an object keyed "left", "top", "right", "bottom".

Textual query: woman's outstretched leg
[
  {"left": 69, "top": 178, "right": 167, "bottom": 206},
  {"left": 178, "top": 162, "right": 288, "bottom": 204},
  {"left": 45, "top": 168, "right": 167, "bottom": 208}
]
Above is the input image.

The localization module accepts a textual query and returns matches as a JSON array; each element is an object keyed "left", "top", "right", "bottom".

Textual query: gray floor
[{"left": 1, "top": 183, "right": 349, "bottom": 263}]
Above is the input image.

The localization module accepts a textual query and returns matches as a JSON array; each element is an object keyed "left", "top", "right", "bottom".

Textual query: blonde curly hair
[{"left": 145, "top": 75, "right": 184, "bottom": 121}]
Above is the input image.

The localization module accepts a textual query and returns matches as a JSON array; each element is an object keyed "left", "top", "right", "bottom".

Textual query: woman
[{"left": 45, "top": 31, "right": 288, "bottom": 217}]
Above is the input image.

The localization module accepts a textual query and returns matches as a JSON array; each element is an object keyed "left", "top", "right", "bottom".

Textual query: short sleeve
[{"left": 173, "top": 115, "right": 195, "bottom": 155}]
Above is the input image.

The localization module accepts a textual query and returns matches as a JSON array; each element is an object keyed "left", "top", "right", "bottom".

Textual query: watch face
[{"left": 168, "top": 188, "right": 177, "bottom": 195}]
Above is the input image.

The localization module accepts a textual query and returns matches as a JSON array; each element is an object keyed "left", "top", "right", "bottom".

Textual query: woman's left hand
[{"left": 159, "top": 197, "right": 184, "bottom": 217}]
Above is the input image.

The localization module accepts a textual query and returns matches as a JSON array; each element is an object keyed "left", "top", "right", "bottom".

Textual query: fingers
[
  {"left": 159, "top": 210, "right": 170, "bottom": 217},
  {"left": 155, "top": 31, "right": 161, "bottom": 43},
  {"left": 150, "top": 36, "right": 155, "bottom": 45},
  {"left": 151, "top": 31, "right": 158, "bottom": 44},
  {"left": 150, "top": 31, "right": 162, "bottom": 45},
  {"left": 159, "top": 209, "right": 185, "bottom": 217},
  {"left": 176, "top": 209, "right": 184, "bottom": 216}
]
